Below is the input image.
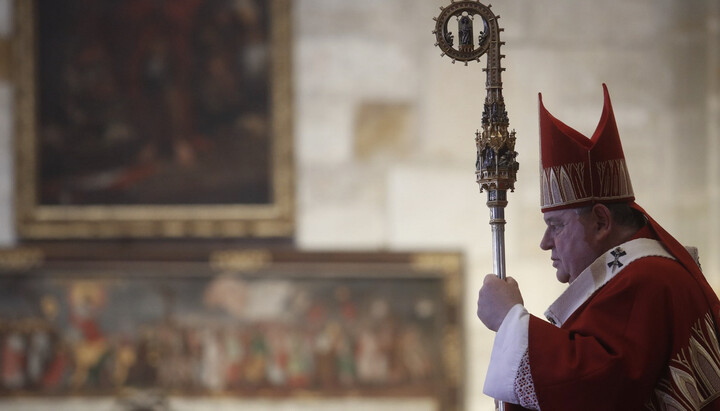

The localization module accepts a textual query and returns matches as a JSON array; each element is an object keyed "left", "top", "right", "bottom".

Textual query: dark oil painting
[{"left": 36, "top": 0, "right": 272, "bottom": 206}]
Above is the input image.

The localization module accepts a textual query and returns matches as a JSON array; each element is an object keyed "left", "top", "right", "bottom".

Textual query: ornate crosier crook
[{"left": 433, "top": 2, "right": 518, "bottom": 409}]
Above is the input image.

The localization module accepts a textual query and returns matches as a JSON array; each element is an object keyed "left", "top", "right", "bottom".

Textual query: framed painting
[
  {"left": 0, "top": 245, "right": 464, "bottom": 411},
  {"left": 13, "top": 0, "right": 293, "bottom": 239}
]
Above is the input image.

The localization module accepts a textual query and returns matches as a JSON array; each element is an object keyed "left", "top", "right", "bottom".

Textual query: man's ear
[{"left": 590, "top": 203, "right": 613, "bottom": 239}]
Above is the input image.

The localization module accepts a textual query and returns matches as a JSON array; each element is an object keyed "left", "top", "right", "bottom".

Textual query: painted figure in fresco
[
  {"left": 265, "top": 325, "right": 289, "bottom": 386},
  {"left": 398, "top": 326, "right": 433, "bottom": 381},
  {"left": 41, "top": 339, "right": 72, "bottom": 390},
  {"left": 26, "top": 327, "right": 52, "bottom": 387},
  {"left": 67, "top": 282, "right": 111, "bottom": 389},
  {"left": 356, "top": 327, "right": 389, "bottom": 384},
  {"left": 2, "top": 331, "right": 27, "bottom": 389},
  {"left": 286, "top": 330, "right": 314, "bottom": 389}
]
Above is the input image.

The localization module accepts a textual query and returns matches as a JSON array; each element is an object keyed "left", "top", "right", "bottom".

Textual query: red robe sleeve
[{"left": 527, "top": 256, "right": 709, "bottom": 410}]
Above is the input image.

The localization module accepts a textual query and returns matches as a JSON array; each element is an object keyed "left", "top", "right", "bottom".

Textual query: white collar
[{"left": 544, "top": 238, "right": 675, "bottom": 327}]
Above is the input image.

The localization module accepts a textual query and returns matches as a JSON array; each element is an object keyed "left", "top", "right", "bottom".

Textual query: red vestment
[{"left": 507, "top": 215, "right": 720, "bottom": 411}]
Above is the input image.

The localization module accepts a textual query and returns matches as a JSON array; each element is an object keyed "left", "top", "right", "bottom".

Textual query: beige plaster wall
[{"left": 0, "top": 0, "right": 718, "bottom": 409}]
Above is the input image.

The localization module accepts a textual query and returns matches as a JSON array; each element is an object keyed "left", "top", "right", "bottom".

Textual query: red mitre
[{"left": 539, "top": 84, "right": 635, "bottom": 212}]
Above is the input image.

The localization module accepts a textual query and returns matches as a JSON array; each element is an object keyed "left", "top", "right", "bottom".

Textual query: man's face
[{"left": 540, "top": 208, "right": 600, "bottom": 283}]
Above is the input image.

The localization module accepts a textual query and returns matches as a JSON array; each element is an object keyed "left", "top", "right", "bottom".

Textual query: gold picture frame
[
  {"left": 13, "top": 0, "right": 293, "bottom": 239},
  {"left": 0, "top": 246, "right": 464, "bottom": 410}
]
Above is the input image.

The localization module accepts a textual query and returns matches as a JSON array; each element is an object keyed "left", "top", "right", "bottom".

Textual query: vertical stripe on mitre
[
  {"left": 540, "top": 167, "right": 552, "bottom": 207},
  {"left": 558, "top": 166, "right": 577, "bottom": 203},
  {"left": 568, "top": 162, "right": 587, "bottom": 199},
  {"left": 549, "top": 167, "right": 563, "bottom": 205},
  {"left": 619, "top": 158, "right": 634, "bottom": 197},
  {"left": 595, "top": 159, "right": 634, "bottom": 199}
]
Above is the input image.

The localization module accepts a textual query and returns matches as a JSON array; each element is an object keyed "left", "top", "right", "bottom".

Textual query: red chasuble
[
  {"left": 507, "top": 228, "right": 720, "bottom": 411},
  {"left": 508, "top": 220, "right": 720, "bottom": 411},
  {"left": 530, "top": 259, "right": 720, "bottom": 410}
]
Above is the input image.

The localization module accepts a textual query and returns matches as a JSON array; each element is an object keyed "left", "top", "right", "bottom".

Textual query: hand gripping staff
[{"left": 433, "top": 2, "right": 519, "bottom": 410}]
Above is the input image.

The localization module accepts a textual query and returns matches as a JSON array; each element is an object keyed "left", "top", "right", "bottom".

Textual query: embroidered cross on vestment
[{"left": 608, "top": 247, "right": 627, "bottom": 271}]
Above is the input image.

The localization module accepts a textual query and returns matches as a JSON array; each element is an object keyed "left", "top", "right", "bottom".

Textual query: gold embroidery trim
[{"left": 646, "top": 313, "right": 720, "bottom": 410}]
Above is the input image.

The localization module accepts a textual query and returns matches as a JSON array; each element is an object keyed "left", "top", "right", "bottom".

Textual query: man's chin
[{"left": 556, "top": 270, "right": 571, "bottom": 284}]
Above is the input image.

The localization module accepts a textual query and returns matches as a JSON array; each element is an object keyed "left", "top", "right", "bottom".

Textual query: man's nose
[{"left": 540, "top": 229, "right": 553, "bottom": 250}]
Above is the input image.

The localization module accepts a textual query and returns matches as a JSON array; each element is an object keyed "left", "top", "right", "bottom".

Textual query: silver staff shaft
[
  {"left": 488, "top": 190, "right": 508, "bottom": 280},
  {"left": 489, "top": 189, "right": 508, "bottom": 411}
]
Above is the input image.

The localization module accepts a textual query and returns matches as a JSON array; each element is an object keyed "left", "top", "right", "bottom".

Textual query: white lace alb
[{"left": 514, "top": 349, "right": 540, "bottom": 410}]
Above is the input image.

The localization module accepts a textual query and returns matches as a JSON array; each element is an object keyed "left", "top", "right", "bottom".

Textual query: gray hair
[{"left": 575, "top": 203, "right": 646, "bottom": 229}]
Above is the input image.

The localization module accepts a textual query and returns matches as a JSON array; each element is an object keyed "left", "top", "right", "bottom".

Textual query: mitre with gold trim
[{"left": 539, "top": 84, "right": 635, "bottom": 212}]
